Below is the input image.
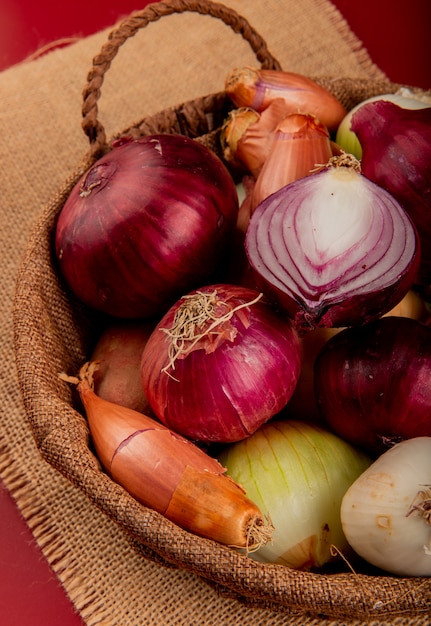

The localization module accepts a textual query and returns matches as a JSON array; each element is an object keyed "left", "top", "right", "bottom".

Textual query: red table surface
[{"left": 1, "top": 2, "right": 430, "bottom": 625}]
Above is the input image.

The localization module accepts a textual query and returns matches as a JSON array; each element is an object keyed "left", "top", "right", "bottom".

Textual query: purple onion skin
[
  {"left": 351, "top": 101, "right": 431, "bottom": 284},
  {"left": 140, "top": 284, "right": 302, "bottom": 443},
  {"left": 314, "top": 316, "right": 431, "bottom": 455},
  {"left": 55, "top": 135, "right": 239, "bottom": 318}
]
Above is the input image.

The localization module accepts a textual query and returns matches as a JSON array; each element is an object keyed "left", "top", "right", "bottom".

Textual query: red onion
[
  {"left": 55, "top": 135, "right": 239, "bottom": 318},
  {"left": 140, "top": 284, "right": 302, "bottom": 443},
  {"left": 314, "top": 316, "right": 431, "bottom": 455},
  {"left": 245, "top": 155, "right": 420, "bottom": 331},
  {"left": 351, "top": 101, "right": 431, "bottom": 284}
]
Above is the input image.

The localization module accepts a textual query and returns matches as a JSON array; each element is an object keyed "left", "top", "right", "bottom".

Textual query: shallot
[{"left": 59, "top": 362, "right": 273, "bottom": 549}]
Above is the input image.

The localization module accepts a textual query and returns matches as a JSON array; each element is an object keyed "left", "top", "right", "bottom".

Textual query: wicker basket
[{"left": 13, "top": 0, "right": 431, "bottom": 619}]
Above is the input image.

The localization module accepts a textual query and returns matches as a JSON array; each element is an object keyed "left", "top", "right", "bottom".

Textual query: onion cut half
[{"left": 245, "top": 156, "right": 420, "bottom": 330}]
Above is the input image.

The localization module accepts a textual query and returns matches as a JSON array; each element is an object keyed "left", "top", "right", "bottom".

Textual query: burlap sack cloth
[{"left": 3, "top": 0, "right": 430, "bottom": 624}]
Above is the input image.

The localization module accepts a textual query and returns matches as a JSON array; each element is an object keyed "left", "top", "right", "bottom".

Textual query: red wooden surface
[
  {"left": 0, "top": 1, "right": 429, "bottom": 624},
  {"left": 0, "top": 480, "right": 85, "bottom": 625}
]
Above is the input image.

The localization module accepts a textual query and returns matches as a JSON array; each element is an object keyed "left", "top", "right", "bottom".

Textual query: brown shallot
[
  {"left": 225, "top": 66, "right": 347, "bottom": 132},
  {"left": 250, "top": 112, "right": 333, "bottom": 213},
  {"left": 221, "top": 98, "right": 290, "bottom": 176},
  {"left": 59, "top": 362, "right": 273, "bottom": 550}
]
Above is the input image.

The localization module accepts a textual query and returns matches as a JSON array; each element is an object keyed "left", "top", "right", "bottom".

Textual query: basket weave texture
[{"left": 13, "top": 0, "right": 431, "bottom": 619}]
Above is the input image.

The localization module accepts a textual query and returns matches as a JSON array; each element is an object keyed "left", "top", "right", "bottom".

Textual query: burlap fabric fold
[{"left": 2, "top": 0, "right": 430, "bottom": 624}]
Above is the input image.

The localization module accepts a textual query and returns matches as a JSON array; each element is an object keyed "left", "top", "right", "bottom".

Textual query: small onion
[
  {"left": 341, "top": 437, "right": 431, "bottom": 577},
  {"left": 140, "top": 284, "right": 302, "bottom": 443},
  {"left": 219, "top": 420, "right": 372, "bottom": 569},
  {"left": 55, "top": 135, "right": 239, "bottom": 318},
  {"left": 90, "top": 318, "right": 155, "bottom": 414},
  {"left": 314, "top": 316, "right": 431, "bottom": 454},
  {"left": 245, "top": 154, "right": 420, "bottom": 330}
]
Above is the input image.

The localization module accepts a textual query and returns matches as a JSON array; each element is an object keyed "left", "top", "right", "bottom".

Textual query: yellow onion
[{"left": 219, "top": 420, "right": 371, "bottom": 569}]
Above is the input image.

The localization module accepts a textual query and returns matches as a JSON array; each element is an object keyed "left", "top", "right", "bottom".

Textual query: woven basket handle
[{"left": 81, "top": 0, "right": 281, "bottom": 156}]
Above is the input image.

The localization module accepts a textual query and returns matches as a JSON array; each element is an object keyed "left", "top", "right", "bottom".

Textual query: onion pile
[{"left": 54, "top": 69, "right": 431, "bottom": 572}]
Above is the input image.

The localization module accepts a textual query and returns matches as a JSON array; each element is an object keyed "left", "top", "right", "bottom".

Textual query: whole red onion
[
  {"left": 245, "top": 155, "right": 420, "bottom": 331},
  {"left": 314, "top": 316, "right": 431, "bottom": 455},
  {"left": 55, "top": 135, "right": 239, "bottom": 318},
  {"left": 140, "top": 284, "right": 302, "bottom": 443},
  {"left": 351, "top": 101, "right": 431, "bottom": 284}
]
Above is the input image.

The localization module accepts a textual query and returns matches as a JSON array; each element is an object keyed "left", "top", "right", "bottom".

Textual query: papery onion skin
[
  {"left": 221, "top": 99, "right": 291, "bottom": 178},
  {"left": 55, "top": 135, "right": 239, "bottom": 318},
  {"left": 314, "top": 316, "right": 431, "bottom": 455},
  {"left": 219, "top": 420, "right": 372, "bottom": 569},
  {"left": 341, "top": 437, "right": 431, "bottom": 577},
  {"left": 351, "top": 101, "right": 431, "bottom": 284},
  {"left": 245, "top": 162, "right": 420, "bottom": 331},
  {"left": 140, "top": 284, "right": 302, "bottom": 443}
]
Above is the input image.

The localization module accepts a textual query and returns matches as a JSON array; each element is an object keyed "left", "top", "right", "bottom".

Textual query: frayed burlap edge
[{"left": 0, "top": 436, "right": 115, "bottom": 626}]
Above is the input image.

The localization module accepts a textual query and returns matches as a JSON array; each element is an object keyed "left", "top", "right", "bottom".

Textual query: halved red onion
[
  {"left": 140, "top": 284, "right": 302, "bottom": 443},
  {"left": 55, "top": 135, "right": 239, "bottom": 318},
  {"left": 245, "top": 156, "right": 420, "bottom": 330}
]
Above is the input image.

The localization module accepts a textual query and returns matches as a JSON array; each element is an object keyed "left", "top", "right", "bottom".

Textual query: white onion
[
  {"left": 219, "top": 420, "right": 371, "bottom": 569},
  {"left": 341, "top": 437, "right": 431, "bottom": 577}
]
